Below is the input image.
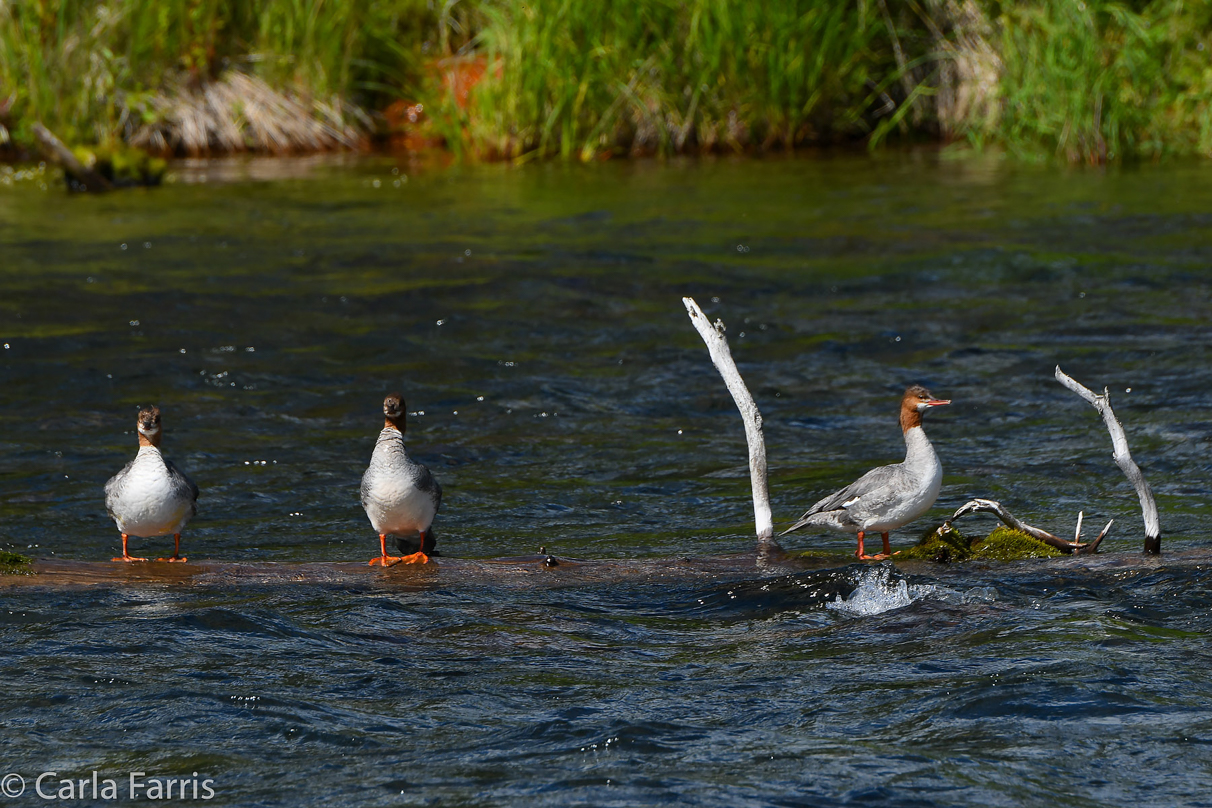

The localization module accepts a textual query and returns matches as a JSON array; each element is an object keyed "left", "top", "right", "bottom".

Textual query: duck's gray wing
[
  {"left": 415, "top": 463, "right": 442, "bottom": 514},
  {"left": 164, "top": 458, "right": 200, "bottom": 517},
  {"left": 104, "top": 459, "right": 136, "bottom": 519},
  {"left": 781, "top": 463, "right": 901, "bottom": 535},
  {"left": 359, "top": 466, "right": 373, "bottom": 509}
]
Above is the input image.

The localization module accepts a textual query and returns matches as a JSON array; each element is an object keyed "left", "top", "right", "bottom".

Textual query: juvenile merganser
[
  {"left": 104, "top": 406, "right": 199, "bottom": 562},
  {"left": 781, "top": 385, "right": 950, "bottom": 560},
  {"left": 360, "top": 393, "right": 442, "bottom": 566}
]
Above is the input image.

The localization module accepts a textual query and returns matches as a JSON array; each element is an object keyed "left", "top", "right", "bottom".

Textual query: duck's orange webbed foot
[
  {"left": 397, "top": 552, "right": 430, "bottom": 565},
  {"left": 369, "top": 533, "right": 404, "bottom": 567},
  {"left": 855, "top": 531, "right": 900, "bottom": 561},
  {"left": 113, "top": 534, "right": 147, "bottom": 562},
  {"left": 157, "top": 534, "right": 187, "bottom": 563}
]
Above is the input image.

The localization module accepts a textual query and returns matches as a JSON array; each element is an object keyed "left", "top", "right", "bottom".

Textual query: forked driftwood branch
[
  {"left": 1055, "top": 366, "right": 1161, "bottom": 554},
  {"left": 683, "top": 297, "right": 776, "bottom": 546},
  {"left": 946, "top": 498, "right": 1112, "bottom": 555}
]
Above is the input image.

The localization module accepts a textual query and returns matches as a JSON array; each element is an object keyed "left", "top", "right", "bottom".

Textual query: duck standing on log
[
  {"left": 360, "top": 393, "right": 442, "bottom": 566},
  {"left": 104, "top": 406, "right": 199, "bottom": 562},
  {"left": 782, "top": 386, "right": 950, "bottom": 560}
]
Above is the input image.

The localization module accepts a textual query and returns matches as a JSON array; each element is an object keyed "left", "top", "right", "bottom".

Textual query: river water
[{"left": 1, "top": 152, "right": 1210, "bottom": 805}]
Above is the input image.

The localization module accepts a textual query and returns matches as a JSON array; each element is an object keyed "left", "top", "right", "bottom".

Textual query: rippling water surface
[{"left": 2, "top": 153, "right": 1211, "bottom": 805}]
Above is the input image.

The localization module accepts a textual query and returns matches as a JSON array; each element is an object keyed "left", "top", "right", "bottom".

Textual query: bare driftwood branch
[
  {"left": 1055, "top": 366, "right": 1161, "bottom": 554},
  {"left": 683, "top": 297, "right": 775, "bottom": 544},
  {"left": 31, "top": 123, "right": 112, "bottom": 192},
  {"left": 948, "top": 498, "right": 1102, "bottom": 553},
  {"left": 947, "top": 498, "right": 1112, "bottom": 554}
]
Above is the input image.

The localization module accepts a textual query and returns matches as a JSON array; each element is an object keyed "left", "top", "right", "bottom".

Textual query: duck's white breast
[{"left": 107, "top": 448, "right": 194, "bottom": 537}]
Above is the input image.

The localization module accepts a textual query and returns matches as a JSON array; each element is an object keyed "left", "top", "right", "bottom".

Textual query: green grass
[
  {"left": 463, "top": 0, "right": 892, "bottom": 160},
  {"left": 2, "top": 0, "right": 1211, "bottom": 162}
]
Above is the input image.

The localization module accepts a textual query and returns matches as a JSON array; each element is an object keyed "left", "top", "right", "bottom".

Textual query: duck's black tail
[{"left": 394, "top": 528, "right": 438, "bottom": 556}]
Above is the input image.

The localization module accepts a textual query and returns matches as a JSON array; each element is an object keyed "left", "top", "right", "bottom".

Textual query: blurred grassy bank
[{"left": 2, "top": 0, "right": 1211, "bottom": 164}]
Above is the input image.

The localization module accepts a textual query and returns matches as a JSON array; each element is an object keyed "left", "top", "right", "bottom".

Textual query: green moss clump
[
  {"left": 902, "top": 523, "right": 1066, "bottom": 563},
  {"left": 971, "top": 527, "right": 1064, "bottom": 561},
  {"left": 901, "top": 523, "right": 972, "bottom": 563},
  {"left": 0, "top": 550, "right": 33, "bottom": 575},
  {"left": 71, "top": 144, "right": 166, "bottom": 188}
]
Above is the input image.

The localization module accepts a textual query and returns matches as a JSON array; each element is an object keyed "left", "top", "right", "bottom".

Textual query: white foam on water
[{"left": 826, "top": 565, "right": 935, "bottom": 616}]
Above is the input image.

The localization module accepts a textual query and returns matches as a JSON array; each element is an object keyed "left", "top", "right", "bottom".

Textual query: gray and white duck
[
  {"left": 360, "top": 393, "right": 442, "bottom": 566},
  {"left": 104, "top": 405, "right": 199, "bottom": 562},
  {"left": 781, "top": 385, "right": 950, "bottom": 560}
]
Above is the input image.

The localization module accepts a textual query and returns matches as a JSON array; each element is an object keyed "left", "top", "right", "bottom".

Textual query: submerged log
[
  {"left": 683, "top": 297, "right": 776, "bottom": 549},
  {"left": 6, "top": 544, "right": 1209, "bottom": 591},
  {"left": 1055, "top": 366, "right": 1161, "bottom": 554}
]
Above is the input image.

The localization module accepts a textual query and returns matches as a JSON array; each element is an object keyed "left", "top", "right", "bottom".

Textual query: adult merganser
[
  {"left": 104, "top": 406, "right": 199, "bottom": 562},
  {"left": 360, "top": 393, "right": 442, "bottom": 566},
  {"left": 781, "top": 385, "right": 950, "bottom": 560}
]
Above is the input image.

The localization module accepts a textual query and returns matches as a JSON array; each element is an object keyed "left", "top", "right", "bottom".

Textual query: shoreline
[{"left": 5, "top": 1, "right": 1210, "bottom": 170}]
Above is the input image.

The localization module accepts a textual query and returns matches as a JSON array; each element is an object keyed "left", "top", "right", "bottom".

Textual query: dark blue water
[{"left": 1, "top": 153, "right": 1211, "bottom": 805}]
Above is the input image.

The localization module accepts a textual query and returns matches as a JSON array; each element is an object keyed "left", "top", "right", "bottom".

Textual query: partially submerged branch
[
  {"left": 683, "top": 297, "right": 775, "bottom": 545},
  {"left": 1055, "top": 366, "right": 1161, "bottom": 554},
  {"left": 31, "top": 123, "right": 112, "bottom": 192},
  {"left": 947, "top": 498, "right": 1111, "bottom": 555}
]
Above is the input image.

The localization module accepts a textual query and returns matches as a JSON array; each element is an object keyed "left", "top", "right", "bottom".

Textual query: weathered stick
[
  {"left": 1055, "top": 366, "right": 1161, "bottom": 554},
  {"left": 31, "top": 123, "right": 112, "bottom": 192},
  {"left": 683, "top": 297, "right": 774, "bottom": 543},
  {"left": 947, "top": 498, "right": 1110, "bottom": 553}
]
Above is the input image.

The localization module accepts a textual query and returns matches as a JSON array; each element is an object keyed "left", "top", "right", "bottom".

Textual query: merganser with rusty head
[
  {"left": 360, "top": 393, "right": 442, "bottom": 566},
  {"left": 104, "top": 405, "right": 199, "bottom": 562},
  {"left": 781, "top": 385, "right": 950, "bottom": 560}
]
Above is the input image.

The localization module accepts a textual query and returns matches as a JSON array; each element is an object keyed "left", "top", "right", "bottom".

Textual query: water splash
[{"left": 826, "top": 565, "right": 935, "bottom": 617}]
